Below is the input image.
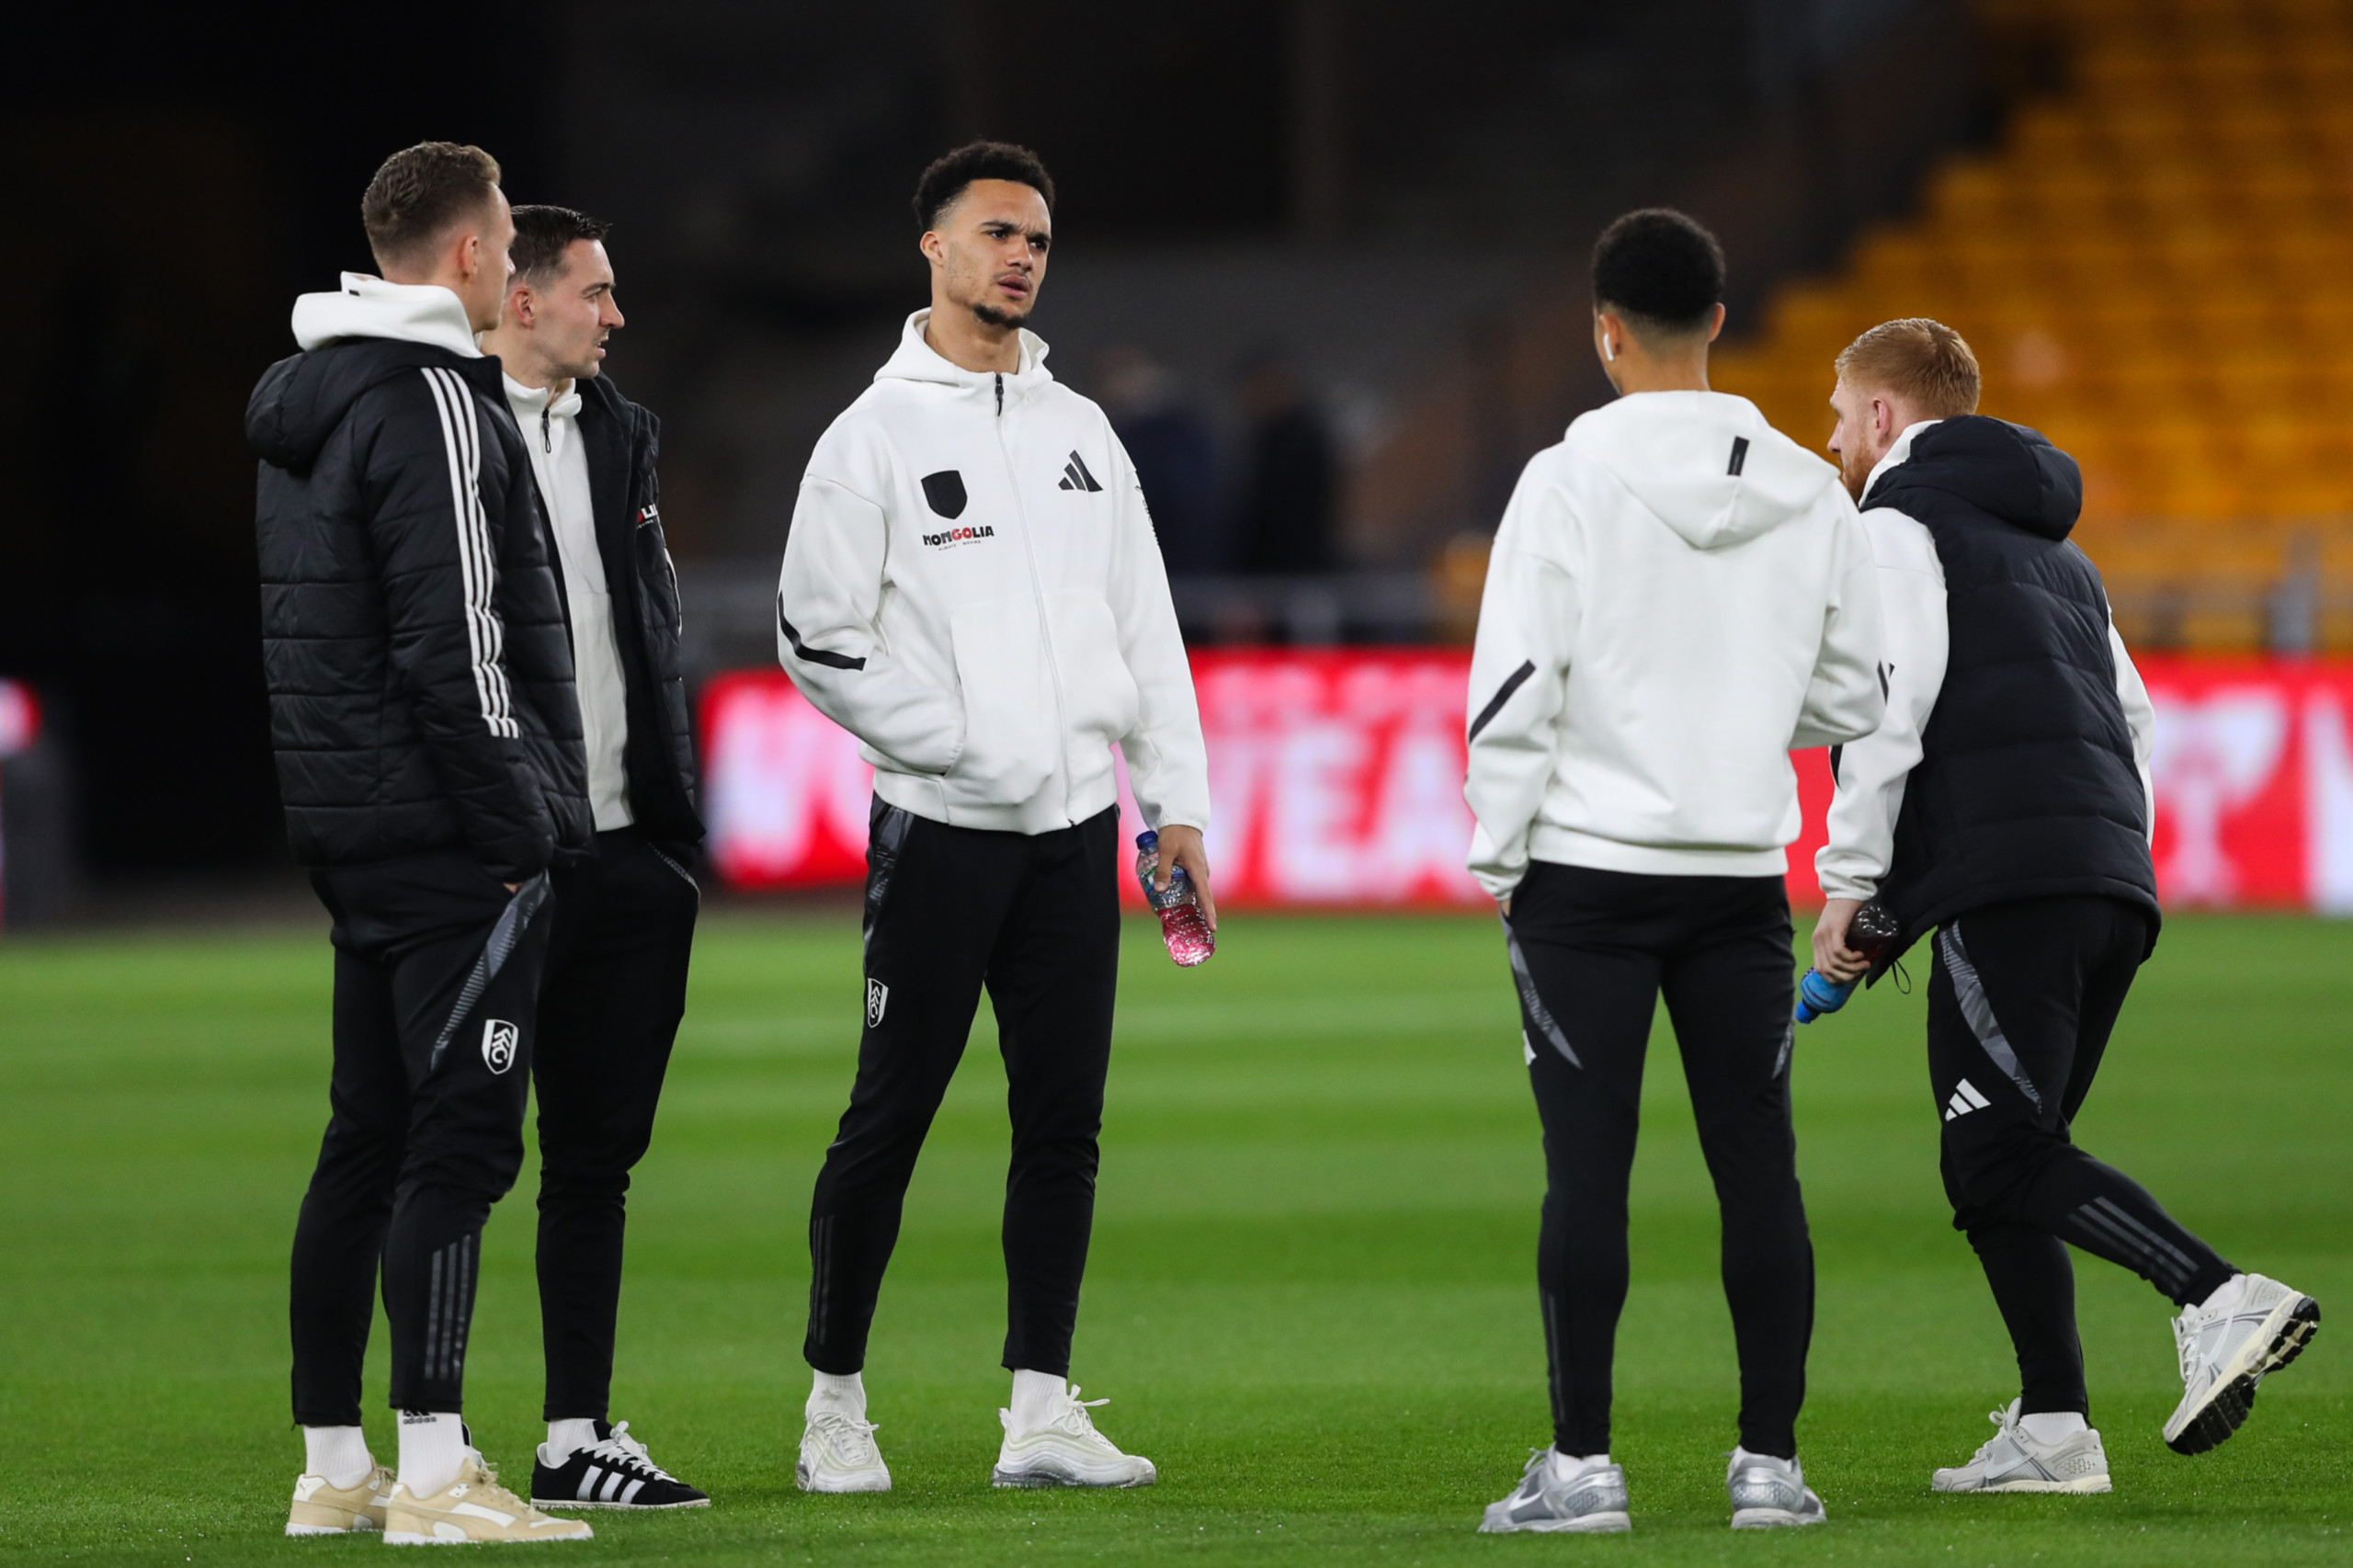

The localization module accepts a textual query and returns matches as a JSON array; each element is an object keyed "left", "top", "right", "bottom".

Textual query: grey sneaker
[
  {"left": 2165, "top": 1273, "right": 2321, "bottom": 1455},
  {"left": 1477, "top": 1448, "right": 1631, "bottom": 1534},
  {"left": 1727, "top": 1448, "right": 1825, "bottom": 1528},
  {"left": 1931, "top": 1401, "right": 2110, "bottom": 1494}
]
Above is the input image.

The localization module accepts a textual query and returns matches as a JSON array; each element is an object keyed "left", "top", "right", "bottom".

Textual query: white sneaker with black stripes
[
  {"left": 2164, "top": 1273, "right": 2321, "bottom": 1455},
  {"left": 530, "top": 1420, "right": 710, "bottom": 1510}
]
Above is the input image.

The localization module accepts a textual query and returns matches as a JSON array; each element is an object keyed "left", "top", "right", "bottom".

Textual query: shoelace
[
  {"left": 809, "top": 1410, "right": 881, "bottom": 1465},
  {"left": 1966, "top": 1407, "right": 2014, "bottom": 1465},
  {"left": 1050, "top": 1387, "right": 1114, "bottom": 1440},
  {"left": 2174, "top": 1309, "right": 2209, "bottom": 1386},
  {"left": 583, "top": 1422, "right": 677, "bottom": 1483}
]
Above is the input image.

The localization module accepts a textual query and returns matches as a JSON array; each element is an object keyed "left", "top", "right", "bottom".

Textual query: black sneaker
[{"left": 531, "top": 1420, "right": 710, "bottom": 1509}]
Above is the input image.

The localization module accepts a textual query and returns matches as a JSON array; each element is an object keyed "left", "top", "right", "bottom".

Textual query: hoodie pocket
[
  {"left": 947, "top": 597, "right": 1055, "bottom": 801},
  {"left": 1048, "top": 591, "right": 1141, "bottom": 744}
]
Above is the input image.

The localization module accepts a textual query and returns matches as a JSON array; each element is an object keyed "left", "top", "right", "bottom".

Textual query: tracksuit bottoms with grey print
[
  {"left": 804, "top": 799, "right": 1121, "bottom": 1380},
  {"left": 1507, "top": 861, "right": 1814, "bottom": 1462},
  {"left": 1927, "top": 895, "right": 2234, "bottom": 1419},
  {"left": 290, "top": 850, "right": 556, "bottom": 1422}
]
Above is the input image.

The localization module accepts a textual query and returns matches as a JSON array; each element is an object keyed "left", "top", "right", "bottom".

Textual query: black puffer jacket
[
  {"left": 574, "top": 373, "right": 701, "bottom": 845},
  {"left": 248, "top": 339, "right": 590, "bottom": 881}
]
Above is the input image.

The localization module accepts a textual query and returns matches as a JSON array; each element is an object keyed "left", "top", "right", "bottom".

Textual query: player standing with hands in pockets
[
  {"left": 1813, "top": 319, "right": 2318, "bottom": 1494},
  {"left": 1463, "top": 210, "right": 1885, "bottom": 1534},
  {"left": 773, "top": 142, "right": 1212, "bottom": 1495}
]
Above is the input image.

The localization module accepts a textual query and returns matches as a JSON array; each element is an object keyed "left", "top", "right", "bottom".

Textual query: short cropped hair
[
  {"left": 913, "top": 141, "right": 1056, "bottom": 231},
  {"left": 511, "top": 205, "right": 612, "bottom": 285},
  {"left": 1591, "top": 209, "right": 1725, "bottom": 335},
  {"left": 362, "top": 142, "right": 502, "bottom": 269},
  {"left": 1836, "top": 318, "right": 1982, "bottom": 418}
]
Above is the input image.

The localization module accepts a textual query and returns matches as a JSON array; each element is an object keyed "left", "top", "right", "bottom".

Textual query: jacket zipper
[
  {"left": 540, "top": 406, "right": 552, "bottom": 453},
  {"left": 993, "top": 369, "right": 1073, "bottom": 824}
]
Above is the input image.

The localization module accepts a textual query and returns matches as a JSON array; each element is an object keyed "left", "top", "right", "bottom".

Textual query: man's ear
[
  {"left": 918, "top": 229, "right": 947, "bottom": 267},
  {"left": 506, "top": 284, "right": 535, "bottom": 328}
]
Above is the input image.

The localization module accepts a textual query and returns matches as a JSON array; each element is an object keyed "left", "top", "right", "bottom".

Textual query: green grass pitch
[{"left": 1, "top": 908, "right": 2347, "bottom": 1565}]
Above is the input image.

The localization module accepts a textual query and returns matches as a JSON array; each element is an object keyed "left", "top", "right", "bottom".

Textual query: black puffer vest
[{"left": 1862, "top": 416, "right": 2159, "bottom": 974}]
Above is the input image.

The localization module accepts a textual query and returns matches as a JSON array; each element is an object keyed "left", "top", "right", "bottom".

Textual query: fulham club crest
[
  {"left": 482, "top": 1018, "right": 519, "bottom": 1074},
  {"left": 866, "top": 978, "right": 890, "bottom": 1029}
]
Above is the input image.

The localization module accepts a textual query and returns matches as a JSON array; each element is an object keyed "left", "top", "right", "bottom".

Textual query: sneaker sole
[
  {"left": 531, "top": 1498, "right": 710, "bottom": 1510},
  {"left": 794, "top": 1463, "right": 891, "bottom": 1494},
  {"left": 2165, "top": 1294, "right": 2322, "bottom": 1455},
  {"left": 1477, "top": 1511, "right": 1631, "bottom": 1534},
  {"left": 1732, "top": 1508, "right": 1825, "bottom": 1528},
  {"left": 990, "top": 1466, "right": 1154, "bottom": 1490},
  {"left": 383, "top": 1530, "right": 592, "bottom": 1545},
  {"left": 285, "top": 1522, "right": 377, "bottom": 1536},
  {"left": 1933, "top": 1474, "right": 2112, "bottom": 1494}
]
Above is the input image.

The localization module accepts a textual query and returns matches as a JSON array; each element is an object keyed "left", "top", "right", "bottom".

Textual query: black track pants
[
  {"left": 803, "top": 800, "right": 1120, "bottom": 1379},
  {"left": 290, "top": 852, "right": 555, "bottom": 1423},
  {"left": 1506, "top": 861, "right": 1813, "bottom": 1460},
  {"left": 533, "top": 827, "right": 699, "bottom": 1422},
  {"left": 1927, "top": 895, "right": 2234, "bottom": 1416}
]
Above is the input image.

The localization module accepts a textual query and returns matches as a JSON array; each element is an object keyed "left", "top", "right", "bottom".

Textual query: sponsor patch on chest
[{"left": 921, "top": 523, "right": 997, "bottom": 549}]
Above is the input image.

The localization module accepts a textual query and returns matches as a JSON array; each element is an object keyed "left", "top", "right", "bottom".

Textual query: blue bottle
[{"left": 1792, "top": 901, "right": 1902, "bottom": 1024}]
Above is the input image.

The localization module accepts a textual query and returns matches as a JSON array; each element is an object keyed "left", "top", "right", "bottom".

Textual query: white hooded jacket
[
  {"left": 1463, "top": 390, "right": 1887, "bottom": 894},
  {"left": 776, "top": 311, "right": 1210, "bottom": 836}
]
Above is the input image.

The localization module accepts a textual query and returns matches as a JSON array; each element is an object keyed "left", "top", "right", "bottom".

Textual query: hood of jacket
[
  {"left": 875, "top": 309, "right": 1053, "bottom": 398},
  {"left": 1864, "top": 415, "right": 2082, "bottom": 541},
  {"left": 247, "top": 275, "right": 486, "bottom": 472},
  {"left": 1563, "top": 390, "right": 1842, "bottom": 550}
]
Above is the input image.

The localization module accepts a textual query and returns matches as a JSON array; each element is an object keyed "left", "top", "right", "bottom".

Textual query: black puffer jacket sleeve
[{"left": 357, "top": 367, "right": 556, "bottom": 880}]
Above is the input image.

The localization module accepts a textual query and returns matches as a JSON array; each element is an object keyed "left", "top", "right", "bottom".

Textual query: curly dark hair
[
  {"left": 1590, "top": 208, "right": 1725, "bottom": 335},
  {"left": 511, "top": 205, "right": 613, "bottom": 285},
  {"left": 913, "top": 141, "right": 1056, "bottom": 232},
  {"left": 361, "top": 142, "right": 502, "bottom": 269}
]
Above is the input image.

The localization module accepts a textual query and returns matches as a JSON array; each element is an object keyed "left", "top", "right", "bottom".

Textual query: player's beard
[{"left": 971, "top": 301, "right": 1030, "bottom": 331}]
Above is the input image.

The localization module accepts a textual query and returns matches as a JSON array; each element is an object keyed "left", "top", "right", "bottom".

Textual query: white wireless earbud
[{"left": 1604, "top": 336, "right": 1617, "bottom": 362}]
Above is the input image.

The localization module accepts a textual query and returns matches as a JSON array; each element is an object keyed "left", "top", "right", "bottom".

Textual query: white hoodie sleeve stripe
[
  {"left": 420, "top": 367, "right": 518, "bottom": 738},
  {"left": 1461, "top": 473, "right": 1579, "bottom": 900},
  {"left": 775, "top": 474, "right": 964, "bottom": 774},
  {"left": 1816, "top": 507, "right": 1946, "bottom": 902},
  {"left": 2110, "top": 617, "right": 2156, "bottom": 845}
]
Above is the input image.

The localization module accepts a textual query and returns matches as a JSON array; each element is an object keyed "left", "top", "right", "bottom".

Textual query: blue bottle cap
[{"left": 1135, "top": 829, "right": 1158, "bottom": 851}]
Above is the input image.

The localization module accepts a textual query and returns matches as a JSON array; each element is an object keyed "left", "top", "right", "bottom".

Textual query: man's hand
[
  {"left": 1812, "top": 896, "right": 1870, "bottom": 984},
  {"left": 505, "top": 881, "right": 519, "bottom": 893},
  {"left": 1498, "top": 894, "right": 1512, "bottom": 918},
  {"left": 1154, "top": 824, "right": 1216, "bottom": 930}
]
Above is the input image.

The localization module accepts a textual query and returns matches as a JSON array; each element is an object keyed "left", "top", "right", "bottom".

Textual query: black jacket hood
[
  {"left": 1864, "top": 415, "right": 2083, "bottom": 541},
  {"left": 246, "top": 339, "right": 470, "bottom": 472}
]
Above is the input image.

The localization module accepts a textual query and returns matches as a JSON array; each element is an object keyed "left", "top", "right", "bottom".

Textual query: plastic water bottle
[
  {"left": 1793, "top": 900, "right": 1902, "bottom": 1023},
  {"left": 1135, "top": 830, "right": 1214, "bottom": 968}
]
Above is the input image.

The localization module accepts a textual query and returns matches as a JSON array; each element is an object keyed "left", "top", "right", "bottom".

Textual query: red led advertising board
[{"left": 699, "top": 652, "right": 2353, "bottom": 913}]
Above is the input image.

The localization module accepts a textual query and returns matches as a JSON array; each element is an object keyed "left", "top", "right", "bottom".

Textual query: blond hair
[{"left": 1835, "top": 318, "right": 1981, "bottom": 418}]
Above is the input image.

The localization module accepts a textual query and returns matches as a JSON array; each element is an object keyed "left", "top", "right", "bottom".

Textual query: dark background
[{"left": 0, "top": 0, "right": 1998, "bottom": 893}]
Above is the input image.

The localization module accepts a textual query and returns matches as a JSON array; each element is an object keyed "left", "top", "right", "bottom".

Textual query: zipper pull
[
  {"left": 995, "top": 372, "right": 1003, "bottom": 417},
  {"left": 540, "top": 406, "right": 552, "bottom": 453}
]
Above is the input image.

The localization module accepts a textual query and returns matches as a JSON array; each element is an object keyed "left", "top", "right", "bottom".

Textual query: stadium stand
[{"left": 1711, "top": 0, "right": 2353, "bottom": 650}]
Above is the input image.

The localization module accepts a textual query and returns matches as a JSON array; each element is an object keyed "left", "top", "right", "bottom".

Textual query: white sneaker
[
  {"left": 286, "top": 1464, "right": 395, "bottom": 1535},
  {"left": 1477, "top": 1449, "right": 1631, "bottom": 1534},
  {"left": 1931, "top": 1401, "right": 2110, "bottom": 1493},
  {"left": 796, "top": 1410, "right": 891, "bottom": 1493},
  {"left": 2165, "top": 1273, "right": 2321, "bottom": 1454},
  {"left": 1726, "top": 1448, "right": 1825, "bottom": 1528},
  {"left": 991, "top": 1386, "right": 1156, "bottom": 1488},
  {"left": 383, "top": 1452, "right": 593, "bottom": 1545}
]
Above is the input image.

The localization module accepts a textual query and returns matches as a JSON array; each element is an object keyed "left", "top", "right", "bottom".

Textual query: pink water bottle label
[{"left": 1135, "top": 830, "right": 1215, "bottom": 968}]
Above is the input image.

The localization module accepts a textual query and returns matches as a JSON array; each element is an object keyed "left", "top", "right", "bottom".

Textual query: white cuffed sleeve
[
  {"left": 1104, "top": 437, "right": 1211, "bottom": 831},
  {"left": 2111, "top": 617, "right": 2156, "bottom": 845},
  {"left": 1816, "top": 507, "right": 1947, "bottom": 902},
  {"left": 775, "top": 471, "right": 964, "bottom": 773},
  {"left": 1462, "top": 472, "right": 1580, "bottom": 901},
  {"left": 1791, "top": 488, "right": 1890, "bottom": 749}
]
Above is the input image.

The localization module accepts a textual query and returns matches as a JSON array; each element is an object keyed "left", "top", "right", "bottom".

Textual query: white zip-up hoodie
[
  {"left": 776, "top": 311, "right": 1210, "bottom": 836},
  {"left": 1464, "top": 391, "right": 1887, "bottom": 895}
]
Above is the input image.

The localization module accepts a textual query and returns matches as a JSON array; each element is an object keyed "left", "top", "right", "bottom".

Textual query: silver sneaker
[
  {"left": 2165, "top": 1273, "right": 2321, "bottom": 1455},
  {"left": 1931, "top": 1401, "right": 2110, "bottom": 1494},
  {"left": 1477, "top": 1449, "right": 1631, "bottom": 1534},
  {"left": 1727, "top": 1448, "right": 1825, "bottom": 1528}
]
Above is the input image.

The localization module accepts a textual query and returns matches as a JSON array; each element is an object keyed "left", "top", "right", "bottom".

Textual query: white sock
[
  {"left": 302, "top": 1425, "right": 373, "bottom": 1487},
  {"left": 1548, "top": 1449, "right": 1609, "bottom": 1481},
  {"left": 2198, "top": 1273, "right": 2249, "bottom": 1314},
  {"left": 543, "top": 1417, "right": 598, "bottom": 1464},
  {"left": 1009, "top": 1369, "right": 1067, "bottom": 1431},
  {"left": 808, "top": 1369, "right": 867, "bottom": 1421},
  {"left": 396, "top": 1410, "right": 468, "bottom": 1497},
  {"left": 1733, "top": 1445, "right": 1798, "bottom": 1475},
  {"left": 2019, "top": 1411, "right": 2089, "bottom": 1444}
]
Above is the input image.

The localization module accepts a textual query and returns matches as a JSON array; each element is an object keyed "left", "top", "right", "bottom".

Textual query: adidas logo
[
  {"left": 1945, "top": 1077, "right": 1991, "bottom": 1121},
  {"left": 1057, "top": 450, "right": 1103, "bottom": 492}
]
